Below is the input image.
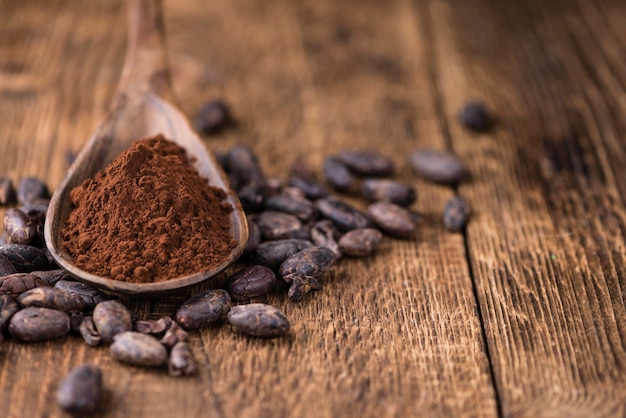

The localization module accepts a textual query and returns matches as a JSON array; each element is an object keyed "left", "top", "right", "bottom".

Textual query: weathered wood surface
[{"left": 0, "top": 0, "right": 624, "bottom": 417}]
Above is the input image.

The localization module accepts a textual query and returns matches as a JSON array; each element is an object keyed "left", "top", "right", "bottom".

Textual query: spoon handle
[{"left": 117, "top": 0, "right": 175, "bottom": 101}]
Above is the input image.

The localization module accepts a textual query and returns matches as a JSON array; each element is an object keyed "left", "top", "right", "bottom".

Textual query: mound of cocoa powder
[{"left": 61, "top": 135, "right": 237, "bottom": 283}]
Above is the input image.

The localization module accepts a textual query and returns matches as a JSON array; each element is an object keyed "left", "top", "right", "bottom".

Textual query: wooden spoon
[{"left": 44, "top": 0, "right": 248, "bottom": 295}]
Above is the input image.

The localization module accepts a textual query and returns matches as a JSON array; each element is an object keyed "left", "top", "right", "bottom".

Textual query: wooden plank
[
  {"left": 415, "top": 0, "right": 626, "bottom": 416},
  {"left": 0, "top": 0, "right": 497, "bottom": 417},
  {"left": 291, "top": 0, "right": 497, "bottom": 416}
]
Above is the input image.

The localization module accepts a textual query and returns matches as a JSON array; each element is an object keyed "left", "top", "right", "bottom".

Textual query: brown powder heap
[{"left": 61, "top": 135, "right": 237, "bottom": 283}]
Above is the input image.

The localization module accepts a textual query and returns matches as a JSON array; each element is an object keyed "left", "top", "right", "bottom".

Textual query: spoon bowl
[{"left": 44, "top": 0, "right": 248, "bottom": 295}]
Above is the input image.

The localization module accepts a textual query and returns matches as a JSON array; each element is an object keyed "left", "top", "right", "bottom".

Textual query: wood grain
[
  {"left": 418, "top": 0, "right": 626, "bottom": 416},
  {"left": 0, "top": 0, "right": 625, "bottom": 417}
]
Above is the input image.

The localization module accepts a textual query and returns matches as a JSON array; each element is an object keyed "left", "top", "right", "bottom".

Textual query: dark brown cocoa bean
[
  {"left": 243, "top": 220, "right": 261, "bottom": 257},
  {"left": 160, "top": 320, "right": 188, "bottom": 349},
  {"left": 194, "top": 99, "right": 232, "bottom": 134},
  {"left": 323, "top": 157, "right": 355, "bottom": 193},
  {"left": 19, "top": 198, "right": 50, "bottom": 218},
  {"left": 0, "top": 273, "right": 49, "bottom": 297},
  {"left": 110, "top": 332, "right": 167, "bottom": 367},
  {"left": 226, "top": 265, "right": 276, "bottom": 301},
  {"left": 0, "top": 177, "right": 16, "bottom": 206},
  {"left": 409, "top": 149, "right": 467, "bottom": 185},
  {"left": 31, "top": 269, "right": 69, "bottom": 286},
  {"left": 367, "top": 202, "right": 416, "bottom": 239},
  {"left": 0, "top": 254, "right": 17, "bottom": 277},
  {"left": 92, "top": 300, "right": 132, "bottom": 344},
  {"left": 336, "top": 150, "right": 394, "bottom": 177},
  {"left": 281, "top": 186, "right": 306, "bottom": 200},
  {"left": 361, "top": 179, "right": 416, "bottom": 207},
  {"left": 9, "top": 307, "right": 70, "bottom": 341},
  {"left": 315, "top": 197, "right": 370, "bottom": 232},
  {"left": 135, "top": 316, "right": 172, "bottom": 336},
  {"left": 253, "top": 239, "right": 313, "bottom": 269},
  {"left": 70, "top": 313, "right": 85, "bottom": 333},
  {"left": 18, "top": 287, "right": 88, "bottom": 313},
  {"left": 17, "top": 177, "right": 49, "bottom": 204},
  {"left": 264, "top": 177, "right": 284, "bottom": 196},
  {"left": 0, "top": 295, "right": 19, "bottom": 333},
  {"left": 175, "top": 289, "right": 231, "bottom": 330},
  {"left": 287, "top": 176, "right": 329, "bottom": 200},
  {"left": 79, "top": 316, "right": 101, "bottom": 346},
  {"left": 0, "top": 244, "right": 48, "bottom": 272},
  {"left": 279, "top": 246, "right": 336, "bottom": 302},
  {"left": 54, "top": 279, "right": 107, "bottom": 310},
  {"left": 56, "top": 364, "right": 103, "bottom": 415},
  {"left": 289, "top": 157, "right": 315, "bottom": 179},
  {"left": 228, "top": 303, "right": 290, "bottom": 338},
  {"left": 264, "top": 195, "right": 316, "bottom": 222},
  {"left": 458, "top": 101, "right": 492, "bottom": 132},
  {"left": 443, "top": 196, "right": 470, "bottom": 232},
  {"left": 256, "top": 211, "right": 309, "bottom": 241},
  {"left": 3, "top": 209, "right": 39, "bottom": 245},
  {"left": 310, "top": 220, "right": 342, "bottom": 258},
  {"left": 169, "top": 342, "right": 196, "bottom": 377},
  {"left": 221, "top": 145, "right": 264, "bottom": 191},
  {"left": 238, "top": 181, "right": 268, "bottom": 213},
  {"left": 338, "top": 228, "right": 383, "bottom": 256}
]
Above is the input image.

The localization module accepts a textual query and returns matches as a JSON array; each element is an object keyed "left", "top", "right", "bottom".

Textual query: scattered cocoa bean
[
  {"left": 194, "top": 99, "right": 232, "bottom": 134},
  {"left": 31, "top": 269, "right": 69, "bottom": 286},
  {"left": 18, "top": 287, "right": 88, "bottom": 313},
  {"left": 323, "top": 157, "right": 356, "bottom": 193},
  {"left": 367, "top": 201, "right": 417, "bottom": 239},
  {"left": 310, "top": 220, "right": 342, "bottom": 258},
  {"left": 79, "top": 316, "right": 101, "bottom": 347},
  {"left": 17, "top": 177, "right": 49, "bottom": 204},
  {"left": 135, "top": 316, "right": 172, "bottom": 336},
  {"left": 256, "top": 211, "right": 309, "bottom": 241},
  {"left": 264, "top": 195, "right": 316, "bottom": 222},
  {"left": 110, "top": 332, "right": 168, "bottom": 367},
  {"left": 361, "top": 179, "right": 416, "bottom": 207},
  {"left": 0, "top": 273, "right": 49, "bottom": 297},
  {"left": 287, "top": 176, "right": 329, "bottom": 200},
  {"left": 252, "top": 239, "right": 313, "bottom": 270},
  {"left": 220, "top": 145, "right": 264, "bottom": 191},
  {"left": 56, "top": 364, "right": 103, "bottom": 415},
  {"left": 54, "top": 279, "right": 107, "bottom": 310},
  {"left": 3, "top": 208, "right": 39, "bottom": 246},
  {"left": 409, "top": 149, "right": 467, "bottom": 185},
  {"left": 458, "top": 101, "right": 492, "bottom": 132},
  {"left": 175, "top": 289, "right": 231, "bottom": 330},
  {"left": 0, "top": 244, "right": 48, "bottom": 272},
  {"left": 169, "top": 342, "right": 196, "bottom": 377},
  {"left": 226, "top": 265, "right": 276, "bottom": 301},
  {"left": 338, "top": 228, "right": 383, "bottom": 256},
  {"left": 9, "top": 307, "right": 70, "bottom": 342},
  {"left": 160, "top": 320, "right": 188, "bottom": 349},
  {"left": 336, "top": 150, "right": 394, "bottom": 177},
  {"left": 0, "top": 254, "right": 17, "bottom": 277},
  {"left": 279, "top": 246, "right": 336, "bottom": 302},
  {"left": 228, "top": 303, "right": 290, "bottom": 338},
  {"left": 0, "top": 294, "right": 19, "bottom": 333},
  {"left": 443, "top": 196, "right": 470, "bottom": 232},
  {"left": 315, "top": 197, "right": 370, "bottom": 231},
  {"left": 92, "top": 300, "right": 132, "bottom": 344}
]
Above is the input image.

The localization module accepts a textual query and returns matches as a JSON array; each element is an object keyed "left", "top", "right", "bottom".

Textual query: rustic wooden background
[{"left": 1, "top": 0, "right": 625, "bottom": 417}]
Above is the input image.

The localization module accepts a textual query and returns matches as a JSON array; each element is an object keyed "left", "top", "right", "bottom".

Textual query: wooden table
[{"left": 1, "top": 0, "right": 625, "bottom": 417}]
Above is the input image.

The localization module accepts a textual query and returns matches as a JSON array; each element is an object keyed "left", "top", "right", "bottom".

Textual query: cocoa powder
[{"left": 61, "top": 135, "right": 237, "bottom": 283}]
